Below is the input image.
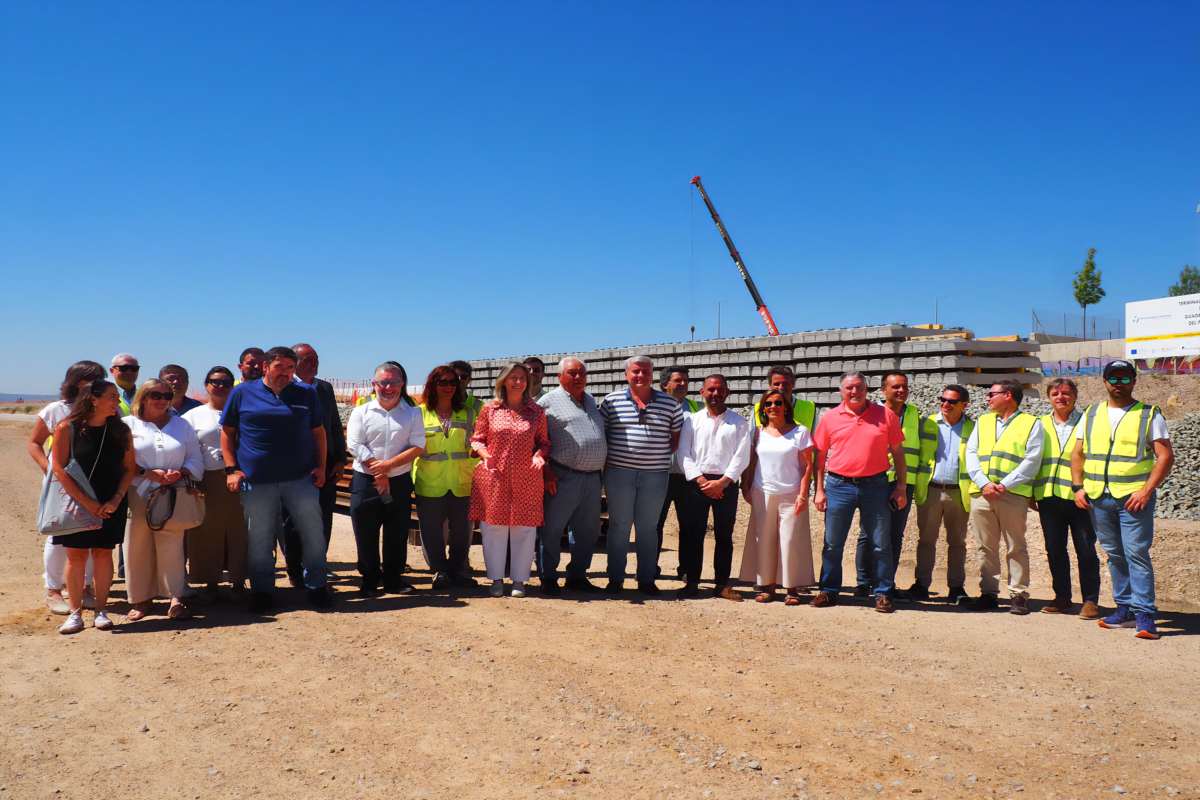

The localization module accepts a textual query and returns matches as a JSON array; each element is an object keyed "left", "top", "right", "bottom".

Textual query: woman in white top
[
  {"left": 182, "top": 367, "right": 247, "bottom": 599},
  {"left": 26, "top": 360, "right": 106, "bottom": 614},
  {"left": 345, "top": 362, "right": 426, "bottom": 596},
  {"left": 122, "top": 379, "right": 205, "bottom": 621},
  {"left": 739, "top": 389, "right": 815, "bottom": 604}
]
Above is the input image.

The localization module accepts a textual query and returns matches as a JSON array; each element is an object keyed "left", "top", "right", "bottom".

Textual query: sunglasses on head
[
  {"left": 1106, "top": 375, "right": 1133, "bottom": 385},
  {"left": 115, "top": 364, "right": 140, "bottom": 373},
  {"left": 207, "top": 378, "right": 233, "bottom": 388},
  {"left": 938, "top": 396, "right": 963, "bottom": 405},
  {"left": 146, "top": 391, "right": 173, "bottom": 401},
  {"left": 763, "top": 399, "right": 786, "bottom": 408}
]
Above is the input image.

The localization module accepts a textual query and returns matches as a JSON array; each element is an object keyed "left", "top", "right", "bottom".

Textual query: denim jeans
[
  {"left": 1091, "top": 491, "right": 1156, "bottom": 614},
  {"left": 242, "top": 476, "right": 328, "bottom": 593},
  {"left": 604, "top": 466, "right": 669, "bottom": 584},
  {"left": 855, "top": 481, "right": 913, "bottom": 590},
  {"left": 537, "top": 469, "right": 603, "bottom": 583},
  {"left": 820, "top": 473, "right": 892, "bottom": 596}
]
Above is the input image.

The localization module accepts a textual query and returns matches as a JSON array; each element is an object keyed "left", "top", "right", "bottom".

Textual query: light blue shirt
[{"left": 931, "top": 416, "right": 965, "bottom": 485}]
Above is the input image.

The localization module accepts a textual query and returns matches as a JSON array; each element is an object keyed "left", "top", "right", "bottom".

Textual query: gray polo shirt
[{"left": 538, "top": 387, "right": 607, "bottom": 472}]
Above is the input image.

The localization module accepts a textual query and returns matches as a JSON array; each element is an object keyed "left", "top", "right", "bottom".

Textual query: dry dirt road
[{"left": 1, "top": 419, "right": 1198, "bottom": 800}]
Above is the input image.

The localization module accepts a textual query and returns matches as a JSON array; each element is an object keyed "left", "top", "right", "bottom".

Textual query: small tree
[
  {"left": 1073, "top": 247, "right": 1105, "bottom": 338},
  {"left": 1169, "top": 265, "right": 1200, "bottom": 297}
]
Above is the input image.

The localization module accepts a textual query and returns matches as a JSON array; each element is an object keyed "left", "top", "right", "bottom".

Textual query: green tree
[
  {"left": 1072, "top": 247, "right": 1105, "bottom": 338},
  {"left": 1169, "top": 265, "right": 1200, "bottom": 296}
]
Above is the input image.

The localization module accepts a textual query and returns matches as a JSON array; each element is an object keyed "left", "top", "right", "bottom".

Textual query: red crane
[{"left": 690, "top": 175, "right": 780, "bottom": 336}]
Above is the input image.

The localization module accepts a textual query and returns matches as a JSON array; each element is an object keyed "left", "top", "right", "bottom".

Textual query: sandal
[
  {"left": 125, "top": 606, "right": 148, "bottom": 622},
  {"left": 167, "top": 602, "right": 191, "bottom": 620},
  {"left": 754, "top": 591, "right": 776, "bottom": 603},
  {"left": 784, "top": 591, "right": 803, "bottom": 606}
]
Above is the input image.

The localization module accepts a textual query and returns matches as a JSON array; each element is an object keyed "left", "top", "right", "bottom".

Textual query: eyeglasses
[
  {"left": 763, "top": 400, "right": 786, "bottom": 408},
  {"left": 146, "top": 391, "right": 173, "bottom": 401},
  {"left": 436, "top": 379, "right": 459, "bottom": 387},
  {"left": 207, "top": 379, "right": 233, "bottom": 388},
  {"left": 374, "top": 380, "right": 402, "bottom": 389},
  {"left": 115, "top": 364, "right": 140, "bottom": 373},
  {"left": 1105, "top": 375, "right": 1133, "bottom": 386},
  {"left": 938, "top": 396, "right": 963, "bottom": 405}
]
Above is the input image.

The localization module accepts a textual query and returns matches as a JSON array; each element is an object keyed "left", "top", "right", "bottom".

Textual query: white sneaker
[
  {"left": 93, "top": 611, "right": 113, "bottom": 631},
  {"left": 489, "top": 580, "right": 505, "bottom": 598},
  {"left": 511, "top": 582, "right": 526, "bottom": 598},
  {"left": 82, "top": 587, "right": 97, "bottom": 609},
  {"left": 59, "top": 611, "right": 85, "bottom": 635}
]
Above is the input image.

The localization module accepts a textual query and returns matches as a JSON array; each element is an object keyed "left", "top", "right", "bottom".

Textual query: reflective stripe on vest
[
  {"left": 967, "top": 411, "right": 1038, "bottom": 498},
  {"left": 1081, "top": 402, "right": 1157, "bottom": 500},
  {"left": 1034, "top": 414, "right": 1081, "bottom": 501},
  {"left": 412, "top": 405, "right": 475, "bottom": 497},
  {"left": 888, "top": 404, "right": 933, "bottom": 486}
]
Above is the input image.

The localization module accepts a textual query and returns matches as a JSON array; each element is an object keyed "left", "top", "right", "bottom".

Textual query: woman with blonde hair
[
  {"left": 123, "top": 378, "right": 204, "bottom": 621},
  {"left": 469, "top": 362, "right": 550, "bottom": 598},
  {"left": 739, "top": 388, "right": 815, "bottom": 604}
]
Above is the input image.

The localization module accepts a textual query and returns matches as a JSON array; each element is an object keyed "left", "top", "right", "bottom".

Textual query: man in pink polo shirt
[{"left": 812, "top": 371, "right": 908, "bottom": 613}]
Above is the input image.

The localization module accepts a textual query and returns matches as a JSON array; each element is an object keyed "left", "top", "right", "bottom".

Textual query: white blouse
[
  {"left": 752, "top": 425, "right": 813, "bottom": 494},
  {"left": 181, "top": 404, "right": 225, "bottom": 472},
  {"left": 123, "top": 414, "right": 205, "bottom": 494},
  {"left": 346, "top": 400, "right": 427, "bottom": 477}
]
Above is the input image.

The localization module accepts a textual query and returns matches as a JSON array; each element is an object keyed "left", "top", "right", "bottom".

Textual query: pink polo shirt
[{"left": 812, "top": 402, "right": 902, "bottom": 478}]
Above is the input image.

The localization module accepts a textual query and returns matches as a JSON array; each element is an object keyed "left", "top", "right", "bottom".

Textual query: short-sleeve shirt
[
  {"left": 221, "top": 379, "right": 321, "bottom": 484},
  {"left": 182, "top": 404, "right": 224, "bottom": 472},
  {"left": 812, "top": 402, "right": 902, "bottom": 478},
  {"left": 599, "top": 388, "right": 683, "bottom": 471},
  {"left": 538, "top": 387, "right": 607, "bottom": 472}
]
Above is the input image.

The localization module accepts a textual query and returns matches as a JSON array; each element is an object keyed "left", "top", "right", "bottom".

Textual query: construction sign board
[{"left": 1125, "top": 293, "right": 1200, "bottom": 359}]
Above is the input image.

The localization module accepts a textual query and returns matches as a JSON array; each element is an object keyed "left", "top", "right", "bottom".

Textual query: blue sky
[{"left": 2, "top": 2, "right": 1198, "bottom": 394}]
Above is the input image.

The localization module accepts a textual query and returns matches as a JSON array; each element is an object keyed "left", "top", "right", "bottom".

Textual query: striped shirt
[{"left": 599, "top": 388, "right": 684, "bottom": 471}]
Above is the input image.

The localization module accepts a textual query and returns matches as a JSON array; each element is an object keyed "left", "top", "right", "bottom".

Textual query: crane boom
[{"left": 689, "top": 176, "right": 780, "bottom": 336}]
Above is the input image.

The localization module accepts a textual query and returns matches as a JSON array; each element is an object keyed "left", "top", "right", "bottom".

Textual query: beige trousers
[
  {"left": 914, "top": 485, "right": 970, "bottom": 590},
  {"left": 969, "top": 491, "right": 1030, "bottom": 599},
  {"left": 738, "top": 488, "right": 815, "bottom": 589},
  {"left": 186, "top": 470, "right": 248, "bottom": 584},
  {"left": 124, "top": 491, "right": 189, "bottom": 604}
]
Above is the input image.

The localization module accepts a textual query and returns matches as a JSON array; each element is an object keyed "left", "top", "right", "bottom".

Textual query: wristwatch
[
  {"left": 224, "top": 466, "right": 240, "bottom": 475},
  {"left": 1071, "top": 483, "right": 1083, "bottom": 492}
]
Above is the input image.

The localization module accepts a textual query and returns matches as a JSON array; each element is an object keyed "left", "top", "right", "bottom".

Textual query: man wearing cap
[
  {"left": 110, "top": 353, "right": 140, "bottom": 416},
  {"left": 1071, "top": 359, "right": 1173, "bottom": 640}
]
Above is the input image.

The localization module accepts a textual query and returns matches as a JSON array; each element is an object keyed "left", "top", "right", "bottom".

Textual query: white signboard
[{"left": 1125, "top": 294, "right": 1200, "bottom": 359}]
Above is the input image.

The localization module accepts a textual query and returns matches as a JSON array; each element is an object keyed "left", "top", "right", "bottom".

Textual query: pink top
[
  {"left": 468, "top": 400, "right": 551, "bottom": 527},
  {"left": 812, "top": 402, "right": 902, "bottom": 478}
]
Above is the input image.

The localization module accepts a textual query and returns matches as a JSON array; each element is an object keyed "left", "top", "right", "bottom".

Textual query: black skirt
[{"left": 51, "top": 499, "right": 128, "bottom": 549}]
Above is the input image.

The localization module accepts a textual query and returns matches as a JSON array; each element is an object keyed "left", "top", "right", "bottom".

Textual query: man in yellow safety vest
[
  {"left": 109, "top": 352, "right": 140, "bottom": 417},
  {"left": 752, "top": 365, "right": 817, "bottom": 433},
  {"left": 1070, "top": 359, "right": 1173, "bottom": 639}
]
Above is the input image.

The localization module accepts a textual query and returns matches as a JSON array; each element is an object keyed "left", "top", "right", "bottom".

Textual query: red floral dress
[{"left": 468, "top": 400, "right": 551, "bottom": 527}]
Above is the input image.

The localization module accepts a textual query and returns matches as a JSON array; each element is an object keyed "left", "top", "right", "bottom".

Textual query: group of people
[{"left": 30, "top": 347, "right": 1174, "bottom": 641}]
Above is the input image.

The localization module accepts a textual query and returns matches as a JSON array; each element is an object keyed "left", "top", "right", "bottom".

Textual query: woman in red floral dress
[{"left": 469, "top": 362, "right": 550, "bottom": 598}]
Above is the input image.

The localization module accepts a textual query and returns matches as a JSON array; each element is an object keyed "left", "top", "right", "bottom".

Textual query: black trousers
[
  {"left": 284, "top": 477, "right": 338, "bottom": 580},
  {"left": 1037, "top": 496, "right": 1101, "bottom": 603},
  {"left": 349, "top": 472, "right": 413, "bottom": 586},
  {"left": 656, "top": 472, "right": 689, "bottom": 571},
  {"left": 677, "top": 475, "right": 739, "bottom": 587}
]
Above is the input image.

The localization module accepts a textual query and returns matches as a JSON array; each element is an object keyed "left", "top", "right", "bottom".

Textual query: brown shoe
[
  {"left": 1078, "top": 600, "right": 1101, "bottom": 620},
  {"left": 784, "top": 591, "right": 803, "bottom": 606},
  {"left": 715, "top": 585, "right": 743, "bottom": 602},
  {"left": 875, "top": 594, "right": 895, "bottom": 614},
  {"left": 811, "top": 591, "right": 837, "bottom": 608},
  {"left": 1009, "top": 595, "right": 1030, "bottom": 616},
  {"left": 1041, "top": 597, "right": 1071, "bottom": 614}
]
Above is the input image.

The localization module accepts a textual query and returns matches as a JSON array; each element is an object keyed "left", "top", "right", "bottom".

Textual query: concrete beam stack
[{"left": 466, "top": 325, "right": 1041, "bottom": 409}]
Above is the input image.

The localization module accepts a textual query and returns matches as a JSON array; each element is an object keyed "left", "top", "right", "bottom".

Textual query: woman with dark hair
[
  {"left": 739, "top": 388, "right": 815, "bottom": 604},
  {"left": 412, "top": 364, "right": 477, "bottom": 589},
  {"left": 469, "top": 362, "right": 550, "bottom": 598},
  {"left": 49, "top": 380, "right": 135, "bottom": 633},
  {"left": 27, "top": 360, "right": 106, "bottom": 615},
  {"left": 182, "top": 367, "right": 248, "bottom": 599},
  {"left": 122, "top": 378, "right": 205, "bottom": 621}
]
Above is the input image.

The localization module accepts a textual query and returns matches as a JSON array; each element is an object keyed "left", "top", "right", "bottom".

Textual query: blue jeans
[
  {"left": 604, "top": 466, "right": 669, "bottom": 584},
  {"left": 855, "top": 481, "right": 914, "bottom": 589},
  {"left": 537, "top": 469, "right": 603, "bottom": 584},
  {"left": 820, "top": 473, "right": 893, "bottom": 596},
  {"left": 242, "top": 476, "right": 328, "bottom": 593},
  {"left": 1091, "top": 491, "right": 1156, "bottom": 614}
]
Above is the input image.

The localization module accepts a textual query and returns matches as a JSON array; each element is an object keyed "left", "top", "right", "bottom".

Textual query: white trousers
[
  {"left": 480, "top": 523, "right": 536, "bottom": 583},
  {"left": 44, "top": 540, "right": 94, "bottom": 591}
]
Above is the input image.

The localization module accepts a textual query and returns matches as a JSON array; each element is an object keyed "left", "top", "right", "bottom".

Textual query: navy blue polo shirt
[{"left": 221, "top": 378, "right": 321, "bottom": 483}]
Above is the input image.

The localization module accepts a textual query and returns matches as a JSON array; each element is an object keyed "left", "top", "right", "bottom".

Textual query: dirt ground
[
  {"left": 1072, "top": 375, "right": 1200, "bottom": 419},
  {"left": 1, "top": 418, "right": 1198, "bottom": 800}
]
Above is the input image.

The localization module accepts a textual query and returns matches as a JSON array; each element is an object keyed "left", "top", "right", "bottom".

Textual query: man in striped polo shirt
[{"left": 600, "top": 356, "right": 684, "bottom": 596}]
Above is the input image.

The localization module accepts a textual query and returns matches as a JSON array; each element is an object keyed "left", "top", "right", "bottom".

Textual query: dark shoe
[
  {"left": 431, "top": 572, "right": 452, "bottom": 591},
  {"left": 603, "top": 580, "right": 623, "bottom": 596},
  {"left": 1009, "top": 595, "right": 1030, "bottom": 616},
  {"left": 1078, "top": 600, "right": 1101, "bottom": 620},
  {"left": 676, "top": 583, "right": 700, "bottom": 600},
  {"left": 715, "top": 585, "right": 743, "bottom": 602},
  {"left": 853, "top": 584, "right": 871, "bottom": 598},
  {"left": 811, "top": 591, "right": 837, "bottom": 608},
  {"left": 1041, "top": 597, "right": 1071, "bottom": 614},
  {"left": 307, "top": 587, "right": 334, "bottom": 609},
  {"left": 1099, "top": 605, "right": 1135, "bottom": 629},
  {"left": 248, "top": 592, "right": 273, "bottom": 614},
  {"left": 947, "top": 586, "right": 970, "bottom": 605},
  {"left": 972, "top": 593, "right": 999, "bottom": 611},
  {"left": 383, "top": 579, "right": 415, "bottom": 595},
  {"left": 564, "top": 577, "right": 601, "bottom": 594},
  {"left": 875, "top": 594, "right": 895, "bottom": 614},
  {"left": 638, "top": 581, "right": 661, "bottom": 597},
  {"left": 891, "top": 589, "right": 911, "bottom": 603},
  {"left": 451, "top": 572, "right": 479, "bottom": 588},
  {"left": 907, "top": 582, "right": 930, "bottom": 601},
  {"left": 287, "top": 571, "right": 304, "bottom": 589},
  {"left": 359, "top": 579, "right": 381, "bottom": 598},
  {"left": 1134, "top": 612, "right": 1160, "bottom": 640},
  {"left": 541, "top": 578, "right": 561, "bottom": 596}
]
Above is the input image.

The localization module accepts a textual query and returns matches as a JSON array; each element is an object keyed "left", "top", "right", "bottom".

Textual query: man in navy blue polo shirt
[{"left": 220, "top": 346, "right": 332, "bottom": 612}]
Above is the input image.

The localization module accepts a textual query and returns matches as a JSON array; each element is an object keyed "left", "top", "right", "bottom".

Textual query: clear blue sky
[{"left": 2, "top": 2, "right": 1198, "bottom": 394}]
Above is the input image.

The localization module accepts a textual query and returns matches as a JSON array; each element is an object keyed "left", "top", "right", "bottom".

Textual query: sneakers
[
  {"left": 58, "top": 610, "right": 85, "bottom": 635},
  {"left": 1078, "top": 600, "right": 1102, "bottom": 620},
  {"left": 1009, "top": 595, "right": 1030, "bottom": 616},
  {"left": 511, "top": 583, "right": 527, "bottom": 599},
  {"left": 46, "top": 591, "right": 70, "bottom": 616},
  {"left": 1134, "top": 612, "right": 1160, "bottom": 640},
  {"left": 93, "top": 611, "right": 113, "bottom": 631},
  {"left": 489, "top": 580, "right": 505, "bottom": 598},
  {"left": 1098, "top": 606, "right": 1135, "bottom": 629}
]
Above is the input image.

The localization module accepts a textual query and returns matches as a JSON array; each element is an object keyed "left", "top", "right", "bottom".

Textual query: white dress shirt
[
  {"left": 346, "top": 399, "right": 427, "bottom": 477},
  {"left": 965, "top": 411, "right": 1044, "bottom": 490},
  {"left": 123, "top": 414, "right": 205, "bottom": 495},
  {"left": 679, "top": 407, "right": 752, "bottom": 483},
  {"left": 182, "top": 404, "right": 225, "bottom": 472}
]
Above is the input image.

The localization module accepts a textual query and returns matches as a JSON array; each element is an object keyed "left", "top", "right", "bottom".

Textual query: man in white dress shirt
[{"left": 677, "top": 374, "right": 752, "bottom": 600}]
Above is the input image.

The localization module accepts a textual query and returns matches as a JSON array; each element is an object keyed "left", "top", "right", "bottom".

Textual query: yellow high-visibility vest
[
  {"left": 968, "top": 411, "right": 1038, "bottom": 498},
  {"left": 1080, "top": 402, "right": 1159, "bottom": 500},
  {"left": 1034, "top": 413, "right": 1082, "bottom": 501},
  {"left": 753, "top": 397, "right": 816, "bottom": 433},
  {"left": 886, "top": 404, "right": 935, "bottom": 488},
  {"left": 412, "top": 405, "right": 476, "bottom": 498},
  {"left": 914, "top": 412, "right": 972, "bottom": 509}
]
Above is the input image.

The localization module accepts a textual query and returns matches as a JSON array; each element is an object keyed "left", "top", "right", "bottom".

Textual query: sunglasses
[
  {"left": 1106, "top": 375, "right": 1133, "bottom": 385},
  {"left": 985, "top": 390, "right": 1010, "bottom": 398},
  {"left": 436, "top": 379, "right": 459, "bottom": 387},
  {"left": 115, "top": 364, "right": 140, "bottom": 373},
  {"left": 146, "top": 391, "right": 173, "bottom": 401},
  {"left": 207, "top": 379, "right": 233, "bottom": 388},
  {"left": 763, "top": 400, "right": 786, "bottom": 408},
  {"left": 938, "top": 396, "right": 963, "bottom": 405}
]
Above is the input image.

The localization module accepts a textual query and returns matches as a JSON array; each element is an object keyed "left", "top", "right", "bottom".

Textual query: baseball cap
[{"left": 1102, "top": 359, "right": 1136, "bottom": 379}]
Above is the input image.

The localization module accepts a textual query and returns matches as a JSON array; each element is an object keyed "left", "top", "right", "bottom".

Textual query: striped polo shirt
[{"left": 599, "top": 388, "right": 684, "bottom": 471}]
